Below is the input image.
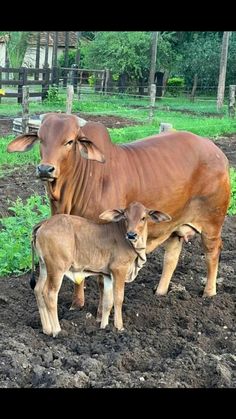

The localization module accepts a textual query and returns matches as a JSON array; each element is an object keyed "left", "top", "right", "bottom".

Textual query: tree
[
  {"left": 174, "top": 33, "right": 222, "bottom": 91},
  {"left": 5, "top": 32, "right": 31, "bottom": 68},
  {"left": 149, "top": 31, "right": 159, "bottom": 88},
  {"left": 217, "top": 31, "right": 231, "bottom": 111},
  {"left": 44, "top": 32, "right": 50, "bottom": 68},
  {"left": 75, "top": 31, "right": 81, "bottom": 67}
]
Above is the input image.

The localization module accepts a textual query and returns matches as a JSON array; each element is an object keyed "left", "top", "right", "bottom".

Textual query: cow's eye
[{"left": 65, "top": 140, "right": 74, "bottom": 146}]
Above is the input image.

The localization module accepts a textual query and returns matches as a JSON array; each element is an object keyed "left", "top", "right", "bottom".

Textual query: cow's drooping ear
[
  {"left": 7, "top": 134, "right": 39, "bottom": 153},
  {"left": 99, "top": 208, "right": 125, "bottom": 222},
  {"left": 147, "top": 210, "right": 172, "bottom": 223},
  {"left": 77, "top": 138, "right": 105, "bottom": 163}
]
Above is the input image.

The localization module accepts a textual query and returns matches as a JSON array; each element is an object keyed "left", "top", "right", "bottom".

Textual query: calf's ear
[
  {"left": 7, "top": 134, "right": 39, "bottom": 153},
  {"left": 77, "top": 138, "right": 105, "bottom": 163},
  {"left": 99, "top": 208, "right": 125, "bottom": 222},
  {"left": 148, "top": 210, "right": 172, "bottom": 223}
]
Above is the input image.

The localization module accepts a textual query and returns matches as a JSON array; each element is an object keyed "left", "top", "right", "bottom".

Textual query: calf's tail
[{"left": 30, "top": 220, "right": 46, "bottom": 290}]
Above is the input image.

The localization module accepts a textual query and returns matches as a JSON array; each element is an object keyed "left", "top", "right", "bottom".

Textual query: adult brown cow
[{"left": 7, "top": 113, "right": 230, "bottom": 311}]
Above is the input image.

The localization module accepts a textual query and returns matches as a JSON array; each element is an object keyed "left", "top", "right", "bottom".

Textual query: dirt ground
[{"left": 0, "top": 115, "right": 235, "bottom": 388}]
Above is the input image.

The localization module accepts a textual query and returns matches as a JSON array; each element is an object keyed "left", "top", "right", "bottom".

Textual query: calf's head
[
  {"left": 7, "top": 113, "right": 105, "bottom": 181},
  {"left": 99, "top": 201, "right": 171, "bottom": 243}
]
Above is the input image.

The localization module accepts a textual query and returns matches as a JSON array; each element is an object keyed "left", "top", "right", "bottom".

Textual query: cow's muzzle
[
  {"left": 37, "top": 164, "right": 55, "bottom": 181},
  {"left": 126, "top": 231, "right": 138, "bottom": 241}
]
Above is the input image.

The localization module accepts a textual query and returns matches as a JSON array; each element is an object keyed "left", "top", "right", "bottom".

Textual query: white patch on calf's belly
[{"left": 65, "top": 270, "right": 98, "bottom": 284}]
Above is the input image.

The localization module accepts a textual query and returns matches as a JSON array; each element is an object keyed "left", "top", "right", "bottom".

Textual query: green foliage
[
  {"left": 228, "top": 167, "right": 236, "bottom": 215},
  {"left": 88, "top": 74, "right": 95, "bottom": 87},
  {"left": 173, "top": 32, "right": 221, "bottom": 88},
  {"left": 167, "top": 77, "right": 185, "bottom": 96},
  {"left": 45, "top": 85, "right": 64, "bottom": 105},
  {"left": 58, "top": 49, "right": 77, "bottom": 68},
  {"left": 82, "top": 31, "right": 152, "bottom": 80},
  {"left": 0, "top": 195, "right": 50, "bottom": 276},
  {"left": 7, "top": 32, "right": 31, "bottom": 68}
]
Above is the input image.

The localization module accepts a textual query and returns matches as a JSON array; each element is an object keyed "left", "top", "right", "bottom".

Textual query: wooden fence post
[
  {"left": 104, "top": 69, "right": 109, "bottom": 95},
  {"left": 71, "top": 64, "right": 78, "bottom": 93},
  {"left": 159, "top": 122, "right": 173, "bottom": 133},
  {"left": 228, "top": 85, "right": 236, "bottom": 118},
  {"left": 100, "top": 70, "right": 105, "bottom": 93},
  {"left": 22, "top": 86, "right": 29, "bottom": 133},
  {"left": 149, "top": 83, "right": 156, "bottom": 122},
  {"left": 42, "top": 67, "right": 50, "bottom": 101},
  {"left": 52, "top": 65, "right": 59, "bottom": 86},
  {"left": 66, "top": 85, "right": 74, "bottom": 114},
  {"left": 18, "top": 67, "right": 27, "bottom": 104}
]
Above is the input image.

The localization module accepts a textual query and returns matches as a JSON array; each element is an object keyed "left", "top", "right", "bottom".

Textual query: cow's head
[
  {"left": 7, "top": 113, "right": 105, "bottom": 182},
  {"left": 99, "top": 201, "right": 171, "bottom": 243}
]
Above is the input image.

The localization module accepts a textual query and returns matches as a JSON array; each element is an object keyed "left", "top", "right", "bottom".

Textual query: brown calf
[{"left": 32, "top": 202, "right": 171, "bottom": 336}]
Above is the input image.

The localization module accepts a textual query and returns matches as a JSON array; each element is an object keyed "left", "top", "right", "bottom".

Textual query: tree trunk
[
  {"left": 52, "top": 32, "right": 58, "bottom": 67},
  {"left": 190, "top": 73, "right": 198, "bottom": 101},
  {"left": 148, "top": 31, "right": 159, "bottom": 92},
  {"left": 217, "top": 31, "right": 231, "bottom": 111},
  {"left": 118, "top": 72, "right": 127, "bottom": 93},
  {"left": 75, "top": 31, "right": 81, "bottom": 67},
  {"left": 64, "top": 32, "right": 69, "bottom": 67},
  {"left": 155, "top": 71, "right": 164, "bottom": 98},
  {"left": 5, "top": 45, "right": 10, "bottom": 81},
  {"left": 44, "top": 32, "right": 50, "bottom": 68},
  {"left": 63, "top": 32, "right": 70, "bottom": 87},
  {"left": 35, "top": 32, "right": 40, "bottom": 80}
]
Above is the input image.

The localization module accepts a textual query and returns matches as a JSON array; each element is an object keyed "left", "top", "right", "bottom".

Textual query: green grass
[
  {"left": 0, "top": 136, "right": 40, "bottom": 177},
  {"left": 228, "top": 167, "right": 236, "bottom": 215}
]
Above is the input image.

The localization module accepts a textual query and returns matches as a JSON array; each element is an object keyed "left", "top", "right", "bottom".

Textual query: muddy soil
[{"left": 0, "top": 116, "right": 235, "bottom": 388}]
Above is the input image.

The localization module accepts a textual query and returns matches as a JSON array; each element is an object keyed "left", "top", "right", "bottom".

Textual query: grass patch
[
  {"left": 228, "top": 167, "right": 236, "bottom": 215},
  {"left": 0, "top": 136, "right": 40, "bottom": 167}
]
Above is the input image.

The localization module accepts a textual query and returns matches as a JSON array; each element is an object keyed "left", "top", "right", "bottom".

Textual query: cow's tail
[{"left": 30, "top": 220, "right": 47, "bottom": 290}]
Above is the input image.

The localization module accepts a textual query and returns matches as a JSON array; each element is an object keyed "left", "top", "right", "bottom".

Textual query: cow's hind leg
[
  {"left": 155, "top": 235, "right": 183, "bottom": 296},
  {"left": 201, "top": 229, "right": 223, "bottom": 297},
  {"left": 43, "top": 271, "right": 64, "bottom": 337},
  {"left": 96, "top": 275, "right": 104, "bottom": 322},
  {"left": 70, "top": 281, "right": 85, "bottom": 310}
]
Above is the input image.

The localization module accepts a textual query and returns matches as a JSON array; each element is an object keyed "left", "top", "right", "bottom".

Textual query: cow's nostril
[
  {"left": 37, "top": 164, "right": 55, "bottom": 176},
  {"left": 126, "top": 231, "right": 137, "bottom": 240}
]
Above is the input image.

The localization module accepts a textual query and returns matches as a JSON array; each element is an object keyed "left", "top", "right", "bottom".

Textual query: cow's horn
[{"left": 76, "top": 116, "right": 87, "bottom": 127}]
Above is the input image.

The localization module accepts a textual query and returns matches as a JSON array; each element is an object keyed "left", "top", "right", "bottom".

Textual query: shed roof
[{"left": 28, "top": 32, "right": 78, "bottom": 47}]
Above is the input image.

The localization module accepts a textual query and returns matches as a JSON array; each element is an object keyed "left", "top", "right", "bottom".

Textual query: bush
[
  {"left": 45, "top": 85, "right": 64, "bottom": 105},
  {"left": 0, "top": 195, "right": 50, "bottom": 276},
  {"left": 167, "top": 77, "right": 185, "bottom": 96}
]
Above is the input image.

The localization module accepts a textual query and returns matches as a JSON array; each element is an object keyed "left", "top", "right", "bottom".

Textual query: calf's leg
[
  {"left": 43, "top": 270, "right": 64, "bottom": 337},
  {"left": 100, "top": 275, "right": 113, "bottom": 329},
  {"left": 34, "top": 259, "right": 52, "bottom": 335},
  {"left": 111, "top": 268, "right": 127, "bottom": 331}
]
